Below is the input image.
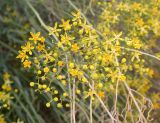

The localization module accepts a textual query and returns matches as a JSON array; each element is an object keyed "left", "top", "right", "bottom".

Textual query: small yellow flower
[
  {"left": 119, "top": 74, "right": 126, "bottom": 81},
  {"left": 30, "top": 82, "right": 35, "bottom": 87},
  {"left": 82, "top": 77, "right": 87, "bottom": 83},
  {"left": 131, "top": 3, "right": 141, "bottom": 10},
  {"left": 44, "top": 67, "right": 49, "bottom": 73},
  {"left": 57, "top": 75, "right": 63, "bottom": 80},
  {"left": 63, "top": 92, "right": 68, "bottom": 97},
  {"left": 82, "top": 65, "right": 88, "bottom": 70},
  {"left": 54, "top": 90, "right": 58, "bottom": 94},
  {"left": 69, "top": 62, "right": 74, "bottom": 68},
  {"left": 91, "top": 73, "right": 99, "bottom": 79},
  {"left": 61, "top": 80, "right": 66, "bottom": 85},
  {"left": 48, "top": 22, "right": 61, "bottom": 36},
  {"left": 2, "top": 85, "right": 11, "bottom": 91},
  {"left": 89, "top": 65, "right": 94, "bottom": 70},
  {"left": 46, "top": 102, "right": 51, "bottom": 108},
  {"left": 21, "top": 42, "right": 34, "bottom": 55},
  {"left": 38, "top": 84, "right": 43, "bottom": 89},
  {"left": 52, "top": 68, "right": 57, "bottom": 73},
  {"left": 136, "top": 18, "right": 144, "bottom": 27},
  {"left": 29, "top": 32, "right": 41, "bottom": 43},
  {"left": 36, "top": 43, "right": 45, "bottom": 52},
  {"left": 53, "top": 97, "right": 58, "bottom": 102},
  {"left": 16, "top": 51, "right": 28, "bottom": 62},
  {"left": 69, "top": 69, "right": 78, "bottom": 76},
  {"left": 121, "top": 58, "right": 126, "bottom": 63},
  {"left": 98, "top": 83, "right": 103, "bottom": 88},
  {"left": 71, "top": 44, "right": 79, "bottom": 52},
  {"left": 72, "top": 10, "right": 81, "bottom": 22},
  {"left": 57, "top": 103, "right": 62, "bottom": 108},
  {"left": 38, "top": 70, "right": 42, "bottom": 74},
  {"left": 59, "top": 19, "right": 71, "bottom": 31},
  {"left": 58, "top": 61, "right": 64, "bottom": 67},
  {"left": 23, "top": 60, "right": 31, "bottom": 68},
  {"left": 0, "top": 115, "right": 6, "bottom": 123},
  {"left": 46, "top": 87, "right": 51, "bottom": 92},
  {"left": 39, "top": 36, "right": 45, "bottom": 43},
  {"left": 61, "top": 34, "right": 75, "bottom": 45},
  {"left": 76, "top": 90, "right": 81, "bottom": 94},
  {"left": 98, "top": 92, "right": 105, "bottom": 98},
  {"left": 42, "top": 84, "right": 47, "bottom": 89},
  {"left": 41, "top": 76, "right": 46, "bottom": 80},
  {"left": 3, "top": 72, "right": 11, "bottom": 80}
]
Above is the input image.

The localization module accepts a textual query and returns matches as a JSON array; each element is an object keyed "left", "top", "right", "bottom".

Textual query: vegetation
[{"left": 0, "top": 0, "right": 160, "bottom": 123}]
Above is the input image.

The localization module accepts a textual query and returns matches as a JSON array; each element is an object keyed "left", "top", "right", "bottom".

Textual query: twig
[{"left": 121, "top": 47, "right": 160, "bottom": 62}]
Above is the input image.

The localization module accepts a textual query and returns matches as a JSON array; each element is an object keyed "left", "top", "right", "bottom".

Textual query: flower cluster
[
  {"left": 0, "top": 72, "right": 13, "bottom": 109},
  {"left": 97, "top": 0, "right": 160, "bottom": 109},
  {"left": 17, "top": 10, "right": 155, "bottom": 122}
]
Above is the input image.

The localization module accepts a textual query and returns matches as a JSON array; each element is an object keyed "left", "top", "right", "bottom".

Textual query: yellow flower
[
  {"left": 46, "top": 87, "right": 51, "bottom": 92},
  {"left": 72, "top": 10, "right": 81, "bottom": 22},
  {"left": 82, "top": 77, "right": 87, "bottom": 83},
  {"left": 82, "top": 65, "right": 88, "bottom": 70},
  {"left": 98, "top": 83, "right": 103, "bottom": 88},
  {"left": 57, "top": 103, "right": 62, "bottom": 108},
  {"left": 136, "top": 18, "right": 144, "bottom": 27},
  {"left": 91, "top": 73, "right": 99, "bottom": 79},
  {"left": 23, "top": 60, "right": 31, "bottom": 68},
  {"left": 44, "top": 67, "right": 49, "bottom": 73},
  {"left": 41, "top": 76, "right": 46, "bottom": 80},
  {"left": 76, "top": 90, "right": 81, "bottom": 94},
  {"left": 48, "top": 22, "right": 61, "bottom": 36},
  {"left": 131, "top": 3, "right": 141, "bottom": 10},
  {"left": 71, "top": 44, "right": 79, "bottom": 52},
  {"left": 29, "top": 32, "right": 41, "bottom": 43},
  {"left": 60, "top": 34, "right": 75, "bottom": 45},
  {"left": 52, "top": 68, "right": 57, "bottom": 73},
  {"left": 61, "top": 80, "right": 66, "bottom": 85},
  {"left": 69, "top": 62, "right": 74, "bottom": 68},
  {"left": 58, "top": 61, "right": 64, "bottom": 67},
  {"left": 89, "top": 65, "right": 94, "bottom": 70},
  {"left": 69, "top": 69, "right": 78, "bottom": 76},
  {"left": 57, "top": 75, "right": 63, "bottom": 80},
  {"left": 30, "top": 82, "right": 35, "bottom": 87},
  {"left": 54, "top": 90, "right": 58, "bottom": 94},
  {"left": 121, "top": 58, "right": 126, "bottom": 63},
  {"left": 39, "top": 36, "right": 45, "bottom": 43},
  {"left": 131, "top": 38, "right": 142, "bottom": 49},
  {"left": 59, "top": 19, "right": 71, "bottom": 31},
  {"left": 0, "top": 115, "right": 6, "bottom": 123},
  {"left": 42, "top": 84, "right": 47, "bottom": 89},
  {"left": 63, "top": 92, "right": 68, "bottom": 97},
  {"left": 119, "top": 74, "right": 126, "bottom": 81},
  {"left": 36, "top": 43, "right": 45, "bottom": 52},
  {"left": 85, "top": 89, "right": 94, "bottom": 99},
  {"left": 3, "top": 72, "right": 11, "bottom": 80},
  {"left": 16, "top": 51, "right": 28, "bottom": 62},
  {"left": 98, "top": 92, "right": 105, "bottom": 98},
  {"left": 2, "top": 85, "right": 11, "bottom": 91},
  {"left": 21, "top": 42, "right": 34, "bottom": 55},
  {"left": 46, "top": 102, "right": 51, "bottom": 108},
  {"left": 53, "top": 97, "right": 58, "bottom": 102}
]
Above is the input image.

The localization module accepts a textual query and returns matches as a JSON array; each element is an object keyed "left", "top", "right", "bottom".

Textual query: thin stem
[
  {"left": 87, "top": 82, "right": 115, "bottom": 122},
  {"left": 114, "top": 54, "right": 147, "bottom": 123},
  {"left": 121, "top": 47, "right": 160, "bottom": 62},
  {"left": 73, "top": 78, "right": 76, "bottom": 123},
  {"left": 66, "top": 55, "right": 73, "bottom": 123},
  {"left": 90, "top": 80, "right": 94, "bottom": 123}
]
